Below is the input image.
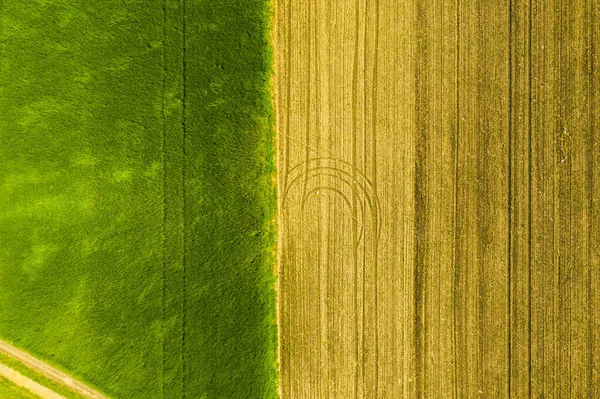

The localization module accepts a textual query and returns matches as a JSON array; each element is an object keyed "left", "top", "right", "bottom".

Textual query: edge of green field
[{"left": 180, "top": 0, "right": 279, "bottom": 396}]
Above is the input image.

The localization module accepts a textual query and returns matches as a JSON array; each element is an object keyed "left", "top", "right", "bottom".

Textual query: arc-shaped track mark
[
  {"left": 283, "top": 159, "right": 378, "bottom": 399},
  {"left": 286, "top": 157, "right": 375, "bottom": 186},
  {"left": 369, "top": 0, "right": 380, "bottom": 391},
  {"left": 284, "top": 164, "right": 372, "bottom": 197},
  {"left": 283, "top": 167, "right": 381, "bottom": 240},
  {"left": 302, "top": 186, "right": 354, "bottom": 213},
  {"left": 285, "top": 158, "right": 380, "bottom": 218},
  {"left": 283, "top": 158, "right": 382, "bottom": 239},
  {"left": 300, "top": 186, "right": 369, "bottom": 255},
  {"left": 283, "top": 169, "right": 374, "bottom": 215},
  {"left": 282, "top": 168, "right": 379, "bottom": 253}
]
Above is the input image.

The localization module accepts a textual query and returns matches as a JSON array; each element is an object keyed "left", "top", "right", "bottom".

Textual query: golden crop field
[{"left": 276, "top": 0, "right": 599, "bottom": 397}]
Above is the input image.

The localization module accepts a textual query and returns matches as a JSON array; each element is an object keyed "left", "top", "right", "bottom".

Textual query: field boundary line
[
  {"left": 161, "top": 0, "right": 168, "bottom": 397},
  {"left": 0, "top": 340, "right": 110, "bottom": 399},
  {"left": 180, "top": 0, "right": 188, "bottom": 396}
]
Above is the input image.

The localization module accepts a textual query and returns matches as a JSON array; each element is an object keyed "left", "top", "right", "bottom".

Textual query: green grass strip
[{"left": 181, "top": 0, "right": 278, "bottom": 397}]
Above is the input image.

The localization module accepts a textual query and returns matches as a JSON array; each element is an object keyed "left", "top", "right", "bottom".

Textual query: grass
[
  {"left": 0, "top": 0, "right": 277, "bottom": 398},
  {"left": 0, "top": 376, "right": 40, "bottom": 399},
  {"left": 182, "top": 1, "right": 277, "bottom": 397}
]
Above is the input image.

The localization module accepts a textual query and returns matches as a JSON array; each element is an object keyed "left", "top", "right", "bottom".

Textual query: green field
[{"left": 0, "top": 1, "right": 276, "bottom": 398}]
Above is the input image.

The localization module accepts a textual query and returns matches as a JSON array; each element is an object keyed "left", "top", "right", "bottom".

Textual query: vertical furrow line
[
  {"left": 553, "top": 0, "right": 563, "bottom": 395},
  {"left": 161, "top": 3, "right": 184, "bottom": 396},
  {"left": 372, "top": 2, "right": 380, "bottom": 396},
  {"left": 324, "top": 3, "right": 333, "bottom": 394},
  {"left": 325, "top": 4, "right": 333, "bottom": 395},
  {"left": 351, "top": 0, "right": 360, "bottom": 394},
  {"left": 507, "top": 0, "right": 513, "bottom": 395},
  {"left": 452, "top": 1, "right": 461, "bottom": 397},
  {"left": 161, "top": 0, "right": 167, "bottom": 396},
  {"left": 552, "top": 63, "right": 558, "bottom": 399},
  {"left": 283, "top": 2, "right": 292, "bottom": 395},
  {"left": 437, "top": 4, "right": 444, "bottom": 395},
  {"left": 0, "top": 0, "right": 3, "bottom": 83},
  {"left": 558, "top": 0, "right": 568, "bottom": 395},
  {"left": 586, "top": 0, "right": 594, "bottom": 396},
  {"left": 312, "top": 2, "right": 324, "bottom": 396},
  {"left": 362, "top": 0, "right": 368, "bottom": 323},
  {"left": 476, "top": 22, "right": 485, "bottom": 391},
  {"left": 181, "top": 0, "right": 187, "bottom": 396},
  {"left": 276, "top": 2, "right": 285, "bottom": 392},
  {"left": 360, "top": 0, "right": 367, "bottom": 393},
  {"left": 283, "top": 0, "right": 292, "bottom": 192},
  {"left": 361, "top": 0, "right": 368, "bottom": 390},
  {"left": 413, "top": 0, "right": 427, "bottom": 397},
  {"left": 528, "top": 0, "right": 533, "bottom": 395},
  {"left": 361, "top": 8, "right": 369, "bottom": 383},
  {"left": 276, "top": 1, "right": 284, "bottom": 394},
  {"left": 302, "top": 0, "right": 311, "bottom": 199}
]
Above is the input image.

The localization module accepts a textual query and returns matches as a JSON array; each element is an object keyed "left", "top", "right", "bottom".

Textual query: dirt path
[
  {"left": 0, "top": 340, "right": 109, "bottom": 399},
  {"left": 276, "top": 0, "right": 599, "bottom": 397},
  {"left": 0, "top": 363, "right": 65, "bottom": 399}
]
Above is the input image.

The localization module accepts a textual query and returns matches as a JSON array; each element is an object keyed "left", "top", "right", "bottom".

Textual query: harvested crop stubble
[{"left": 276, "top": 0, "right": 600, "bottom": 397}]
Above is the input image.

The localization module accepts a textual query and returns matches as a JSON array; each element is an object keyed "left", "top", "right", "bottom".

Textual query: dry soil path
[
  {"left": 0, "top": 340, "right": 109, "bottom": 399},
  {"left": 0, "top": 363, "right": 65, "bottom": 399}
]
